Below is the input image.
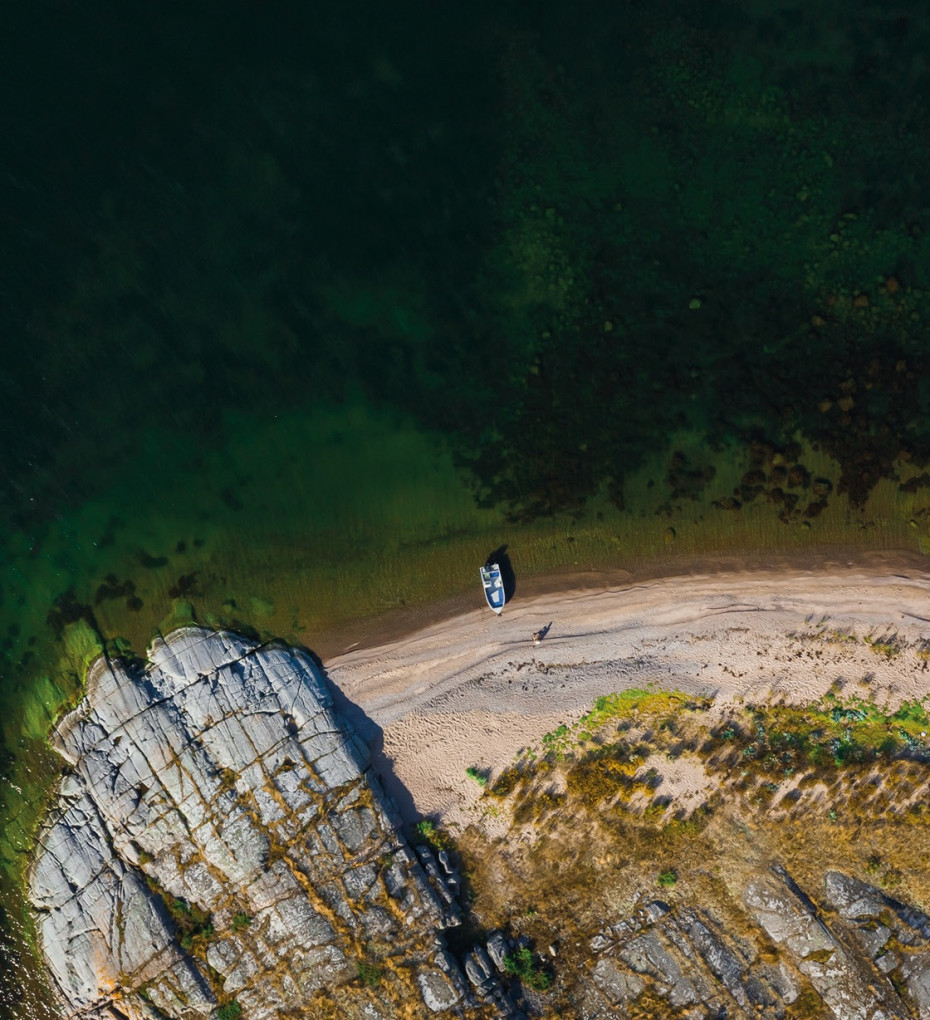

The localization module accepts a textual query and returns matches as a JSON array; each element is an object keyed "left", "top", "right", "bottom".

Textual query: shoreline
[
  {"left": 7, "top": 548, "right": 930, "bottom": 1018},
  {"left": 323, "top": 553, "right": 930, "bottom": 834},
  {"left": 311, "top": 543, "right": 930, "bottom": 660}
]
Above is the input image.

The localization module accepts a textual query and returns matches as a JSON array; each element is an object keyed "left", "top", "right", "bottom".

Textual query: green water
[{"left": 4, "top": 1, "right": 930, "bottom": 1014}]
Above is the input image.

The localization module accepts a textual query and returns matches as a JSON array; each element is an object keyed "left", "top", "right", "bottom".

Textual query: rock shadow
[
  {"left": 303, "top": 646, "right": 419, "bottom": 825},
  {"left": 485, "top": 544, "right": 516, "bottom": 605}
]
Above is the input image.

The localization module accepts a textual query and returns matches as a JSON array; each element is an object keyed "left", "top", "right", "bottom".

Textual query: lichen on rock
[{"left": 29, "top": 628, "right": 483, "bottom": 1020}]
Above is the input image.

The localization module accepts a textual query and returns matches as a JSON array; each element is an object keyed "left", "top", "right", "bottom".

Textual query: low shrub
[
  {"left": 413, "top": 818, "right": 448, "bottom": 850},
  {"left": 490, "top": 766, "right": 522, "bottom": 797},
  {"left": 503, "top": 947, "right": 552, "bottom": 991}
]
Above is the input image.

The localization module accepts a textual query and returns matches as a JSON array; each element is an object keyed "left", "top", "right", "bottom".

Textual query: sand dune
[{"left": 325, "top": 566, "right": 930, "bottom": 831}]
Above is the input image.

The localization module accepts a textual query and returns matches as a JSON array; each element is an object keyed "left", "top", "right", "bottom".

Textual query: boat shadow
[{"left": 486, "top": 544, "right": 517, "bottom": 606}]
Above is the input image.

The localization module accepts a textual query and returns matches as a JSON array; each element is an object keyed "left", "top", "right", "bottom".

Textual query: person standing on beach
[{"left": 533, "top": 622, "right": 553, "bottom": 645}]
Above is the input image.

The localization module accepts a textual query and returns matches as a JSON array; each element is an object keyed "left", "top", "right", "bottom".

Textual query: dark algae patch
[{"left": 5, "top": 2, "right": 930, "bottom": 1016}]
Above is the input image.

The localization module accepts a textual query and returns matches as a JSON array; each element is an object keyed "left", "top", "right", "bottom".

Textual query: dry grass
[{"left": 458, "top": 691, "right": 930, "bottom": 1017}]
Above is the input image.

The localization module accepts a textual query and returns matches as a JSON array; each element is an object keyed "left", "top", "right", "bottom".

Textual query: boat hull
[{"left": 480, "top": 562, "right": 505, "bottom": 614}]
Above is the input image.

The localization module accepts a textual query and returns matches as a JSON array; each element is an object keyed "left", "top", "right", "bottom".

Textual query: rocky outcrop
[
  {"left": 575, "top": 866, "right": 930, "bottom": 1019},
  {"left": 29, "top": 628, "right": 497, "bottom": 1020},
  {"left": 580, "top": 899, "right": 792, "bottom": 1017},
  {"left": 744, "top": 869, "right": 908, "bottom": 1020},
  {"left": 821, "top": 870, "right": 930, "bottom": 1017}
]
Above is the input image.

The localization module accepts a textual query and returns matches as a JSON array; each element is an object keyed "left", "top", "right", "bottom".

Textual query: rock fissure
[{"left": 30, "top": 627, "right": 510, "bottom": 1020}]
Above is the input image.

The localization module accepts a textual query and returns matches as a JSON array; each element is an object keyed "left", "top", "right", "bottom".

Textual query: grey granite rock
[
  {"left": 574, "top": 887, "right": 930, "bottom": 1019},
  {"left": 591, "top": 957, "right": 645, "bottom": 1004},
  {"left": 29, "top": 628, "right": 490, "bottom": 1019},
  {"left": 681, "top": 912, "right": 748, "bottom": 1007},
  {"left": 417, "top": 968, "right": 462, "bottom": 1012},
  {"left": 643, "top": 900, "right": 671, "bottom": 924},
  {"left": 745, "top": 872, "right": 909, "bottom": 1020},
  {"left": 464, "top": 946, "right": 496, "bottom": 995},
  {"left": 856, "top": 922, "right": 891, "bottom": 959},
  {"left": 899, "top": 951, "right": 930, "bottom": 1015},
  {"left": 877, "top": 952, "right": 899, "bottom": 975},
  {"left": 589, "top": 932, "right": 614, "bottom": 954},
  {"left": 823, "top": 870, "right": 885, "bottom": 920},
  {"left": 619, "top": 931, "right": 699, "bottom": 1006},
  {"left": 486, "top": 931, "right": 510, "bottom": 973}
]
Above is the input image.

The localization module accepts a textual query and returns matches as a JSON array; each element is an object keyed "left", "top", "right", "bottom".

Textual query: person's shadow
[
  {"left": 533, "top": 621, "right": 553, "bottom": 644},
  {"left": 300, "top": 644, "right": 418, "bottom": 824},
  {"left": 485, "top": 544, "right": 516, "bottom": 605}
]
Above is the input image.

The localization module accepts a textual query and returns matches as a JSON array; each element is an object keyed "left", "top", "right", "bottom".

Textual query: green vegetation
[
  {"left": 483, "top": 687, "right": 930, "bottom": 843},
  {"left": 657, "top": 869, "right": 678, "bottom": 888},
  {"left": 563, "top": 753, "right": 647, "bottom": 807},
  {"left": 175, "top": 901, "right": 215, "bottom": 951},
  {"left": 704, "top": 693, "right": 930, "bottom": 779},
  {"left": 356, "top": 962, "right": 383, "bottom": 987},
  {"left": 217, "top": 767, "right": 238, "bottom": 795},
  {"left": 144, "top": 876, "right": 215, "bottom": 952},
  {"left": 541, "top": 723, "right": 572, "bottom": 757},
  {"left": 490, "top": 766, "right": 522, "bottom": 798},
  {"left": 783, "top": 986, "right": 832, "bottom": 1020},
  {"left": 231, "top": 913, "right": 251, "bottom": 933},
  {"left": 628, "top": 986, "right": 696, "bottom": 1020},
  {"left": 864, "top": 634, "right": 901, "bottom": 660},
  {"left": 503, "top": 947, "right": 552, "bottom": 991},
  {"left": 492, "top": 689, "right": 709, "bottom": 811},
  {"left": 512, "top": 788, "right": 566, "bottom": 827},
  {"left": 412, "top": 819, "right": 449, "bottom": 851},
  {"left": 579, "top": 690, "right": 696, "bottom": 734},
  {"left": 501, "top": 689, "right": 705, "bottom": 785},
  {"left": 514, "top": 688, "right": 930, "bottom": 809},
  {"left": 217, "top": 1001, "right": 242, "bottom": 1020},
  {"left": 465, "top": 766, "right": 488, "bottom": 787}
]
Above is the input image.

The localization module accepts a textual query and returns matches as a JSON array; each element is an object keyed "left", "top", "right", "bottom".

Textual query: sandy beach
[{"left": 325, "top": 561, "right": 930, "bottom": 832}]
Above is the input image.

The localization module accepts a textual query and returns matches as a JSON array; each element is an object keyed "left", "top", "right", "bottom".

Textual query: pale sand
[{"left": 324, "top": 566, "right": 930, "bottom": 832}]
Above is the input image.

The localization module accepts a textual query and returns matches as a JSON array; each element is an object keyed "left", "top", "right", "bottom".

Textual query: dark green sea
[{"left": 4, "top": 1, "right": 930, "bottom": 1014}]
